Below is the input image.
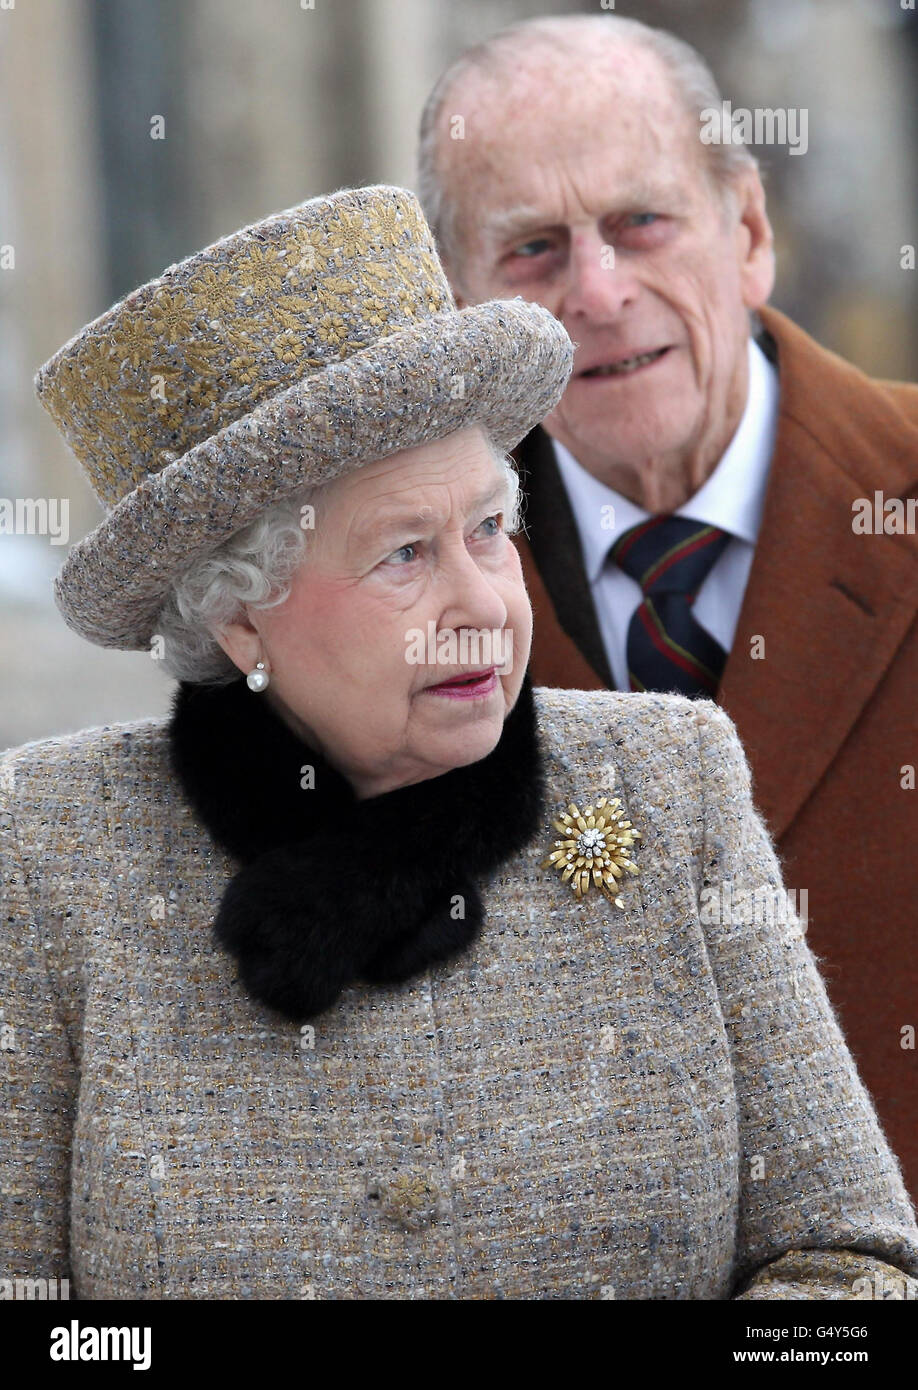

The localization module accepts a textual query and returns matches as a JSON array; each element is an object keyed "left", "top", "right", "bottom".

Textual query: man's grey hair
[
  {"left": 153, "top": 441, "right": 522, "bottom": 686},
  {"left": 417, "top": 13, "right": 758, "bottom": 281}
]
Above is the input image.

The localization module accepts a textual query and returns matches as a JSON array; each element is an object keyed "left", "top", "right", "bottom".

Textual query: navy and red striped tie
[{"left": 608, "top": 515, "right": 732, "bottom": 696}]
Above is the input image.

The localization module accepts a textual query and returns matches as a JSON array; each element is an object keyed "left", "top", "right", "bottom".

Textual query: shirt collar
[{"left": 551, "top": 337, "right": 780, "bottom": 584}]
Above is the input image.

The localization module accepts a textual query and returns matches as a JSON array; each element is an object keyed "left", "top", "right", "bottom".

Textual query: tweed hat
[{"left": 34, "top": 184, "right": 573, "bottom": 651}]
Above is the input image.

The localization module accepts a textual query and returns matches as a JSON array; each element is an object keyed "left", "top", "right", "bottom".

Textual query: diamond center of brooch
[{"left": 577, "top": 829, "right": 605, "bottom": 856}]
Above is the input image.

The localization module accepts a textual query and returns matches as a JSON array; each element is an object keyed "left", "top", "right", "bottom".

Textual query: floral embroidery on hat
[{"left": 34, "top": 184, "right": 573, "bottom": 650}]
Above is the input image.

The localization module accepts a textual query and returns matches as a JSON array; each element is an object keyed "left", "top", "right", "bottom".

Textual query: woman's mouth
[{"left": 424, "top": 668, "right": 499, "bottom": 699}]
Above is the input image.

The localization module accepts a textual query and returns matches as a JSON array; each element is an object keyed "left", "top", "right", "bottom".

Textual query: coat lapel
[
  {"left": 718, "top": 306, "right": 918, "bottom": 838},
  {"left": 513, "top": 307, "right": 918, "bottom": 841},
  {"left": 512, "top": 426, "right": 611, "bottom": 690}
]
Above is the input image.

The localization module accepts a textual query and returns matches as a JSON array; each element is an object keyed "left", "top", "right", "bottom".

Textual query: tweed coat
[
  {"left": 513, "top": 305, "right": 918, "bottom": 1206},
  {"left": 1, "top": 686, "right": 917, "bottom": 1300}
]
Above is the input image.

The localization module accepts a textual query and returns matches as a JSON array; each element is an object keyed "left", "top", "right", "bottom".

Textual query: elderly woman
[{"left": 2, "top": 186, "right": 916, "bottom": 1302}]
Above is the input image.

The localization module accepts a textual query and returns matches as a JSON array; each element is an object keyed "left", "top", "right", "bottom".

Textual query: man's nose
[{"left": 561, "top": 229, "right": 639, "bottom": 322}]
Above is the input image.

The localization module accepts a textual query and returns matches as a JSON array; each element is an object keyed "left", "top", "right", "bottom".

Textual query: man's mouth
[{"left": 579, "top": 346, "right": 671, "bottom": 378}]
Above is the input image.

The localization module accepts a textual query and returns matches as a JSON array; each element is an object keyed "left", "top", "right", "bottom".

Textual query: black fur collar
[{"left": 166, "top": 673, "right": 545, "bottom": 1021}]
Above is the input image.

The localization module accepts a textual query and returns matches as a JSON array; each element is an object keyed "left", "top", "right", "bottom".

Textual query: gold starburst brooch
[{"left": 541, "top": 795, "right": 641, "bottom": 907}]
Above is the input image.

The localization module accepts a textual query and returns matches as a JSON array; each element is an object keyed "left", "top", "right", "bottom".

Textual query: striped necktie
[{"left": 608, "top": 516, "right": 733, "bottom": 696}]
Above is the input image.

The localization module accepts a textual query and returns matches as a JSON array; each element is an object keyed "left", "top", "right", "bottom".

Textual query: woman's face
[{"left": 215, "top": 426, "right": 533, "bottom": 799}]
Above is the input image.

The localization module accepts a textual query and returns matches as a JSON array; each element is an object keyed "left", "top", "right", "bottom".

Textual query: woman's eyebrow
[{"left": 353, "top": 481, "right": 508, "bottom": 545}]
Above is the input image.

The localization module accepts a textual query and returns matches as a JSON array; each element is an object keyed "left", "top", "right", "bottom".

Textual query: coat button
[{"left": 366, "top": 1167, "right": 443, "bottom": 1231}]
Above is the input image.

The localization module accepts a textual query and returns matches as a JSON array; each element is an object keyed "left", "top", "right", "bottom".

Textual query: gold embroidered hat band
[{"left": 34, "top": 184, "right": 574, "bottom": 651}]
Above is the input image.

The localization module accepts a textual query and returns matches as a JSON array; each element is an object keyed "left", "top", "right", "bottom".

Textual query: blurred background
[{"left": 2, "top": 0, "right": 917, "bottom": 749}]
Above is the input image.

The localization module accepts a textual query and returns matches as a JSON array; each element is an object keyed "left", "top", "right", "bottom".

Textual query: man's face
[{"left": 440, "top": 46, "right": 773, "bottom": 501}]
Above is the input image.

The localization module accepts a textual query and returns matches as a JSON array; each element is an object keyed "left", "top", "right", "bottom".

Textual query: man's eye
[
  {"left": 625, "top": 213, "right": 659, "bottom": 228},
  {"left": 513, "top": 239, "right": 552, "bottom": 258},
  {"left": 477, "top": 514, "right": 503, "bottom": 537}
]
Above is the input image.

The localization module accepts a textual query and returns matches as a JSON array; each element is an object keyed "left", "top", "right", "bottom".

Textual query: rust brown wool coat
[{"left": 513, "top": 305, "right": 918, "bottom": 1205}]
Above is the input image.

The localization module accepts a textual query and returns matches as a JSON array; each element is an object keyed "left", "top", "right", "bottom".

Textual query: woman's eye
[
  {"left": 381, "top": 516, "right": 502, "bottom": 568},
  {"left": 626, "top": 213, "right": 658, "bottom": 228},
  {"left": 385, "top": 542, "right": 419, "bottom": 565}
]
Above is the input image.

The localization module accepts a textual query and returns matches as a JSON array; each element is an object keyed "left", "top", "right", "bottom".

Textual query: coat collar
[
  {"left": 514, "top": 424, "right": 614, "bottom": 690},
  {"left": 165, "top": 672, "right": 546, "bottom": 1021},
  {"left": 718, "top": 305, "right": 918, "bottom": 838},
  {"left": 514, "top": 306, "right": 918, "bottom": 840}
]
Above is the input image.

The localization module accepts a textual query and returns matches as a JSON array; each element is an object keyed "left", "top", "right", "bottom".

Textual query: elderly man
[{"left": 417, "top": 12, "right": 918, "bottom": 1204}]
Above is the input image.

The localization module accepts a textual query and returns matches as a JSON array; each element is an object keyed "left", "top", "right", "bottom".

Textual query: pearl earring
[{"left": 246, "top": 660, "right": 270, "bottom": 692}]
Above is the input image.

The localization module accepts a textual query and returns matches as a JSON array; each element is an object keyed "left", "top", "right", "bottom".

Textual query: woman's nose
[{"left": 437, "top": 546, "right": 509, "bottom": 637}]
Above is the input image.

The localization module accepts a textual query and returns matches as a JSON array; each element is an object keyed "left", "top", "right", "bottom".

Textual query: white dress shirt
[{"left": 551, "top": 337, "right": 780, "bottom": 691}]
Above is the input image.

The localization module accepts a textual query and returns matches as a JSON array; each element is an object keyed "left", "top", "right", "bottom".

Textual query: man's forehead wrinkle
[
  {"left": 458, "top": 92, "right": 701, "bottom": 233},
  {"left": 477, "top": 140, "right": 690, "bottom": 234},
  {"left": 465, "top": 82, "right": 684, "bottom": 167},
  {"left": 440, "top": 37, "right": 703, "bottom": 263}
]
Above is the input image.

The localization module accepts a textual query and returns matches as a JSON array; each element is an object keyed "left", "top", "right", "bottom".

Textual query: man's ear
[
  {"left": 438, "top": 251, "right": 469, "bottom": 309},
  {"left": 732, "top": 167, "right": 776, "bottom": 310},
  {"left": 445, "top": 268, "right": 468, "bottom": 309}
]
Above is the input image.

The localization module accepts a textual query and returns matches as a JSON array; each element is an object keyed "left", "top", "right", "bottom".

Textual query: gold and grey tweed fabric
[
  {"left": 1, "top": 689, "right": 916, "bottom": 1299},
  {"left": 32, "top": 185, "right": 572, "bottom": 653}
]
